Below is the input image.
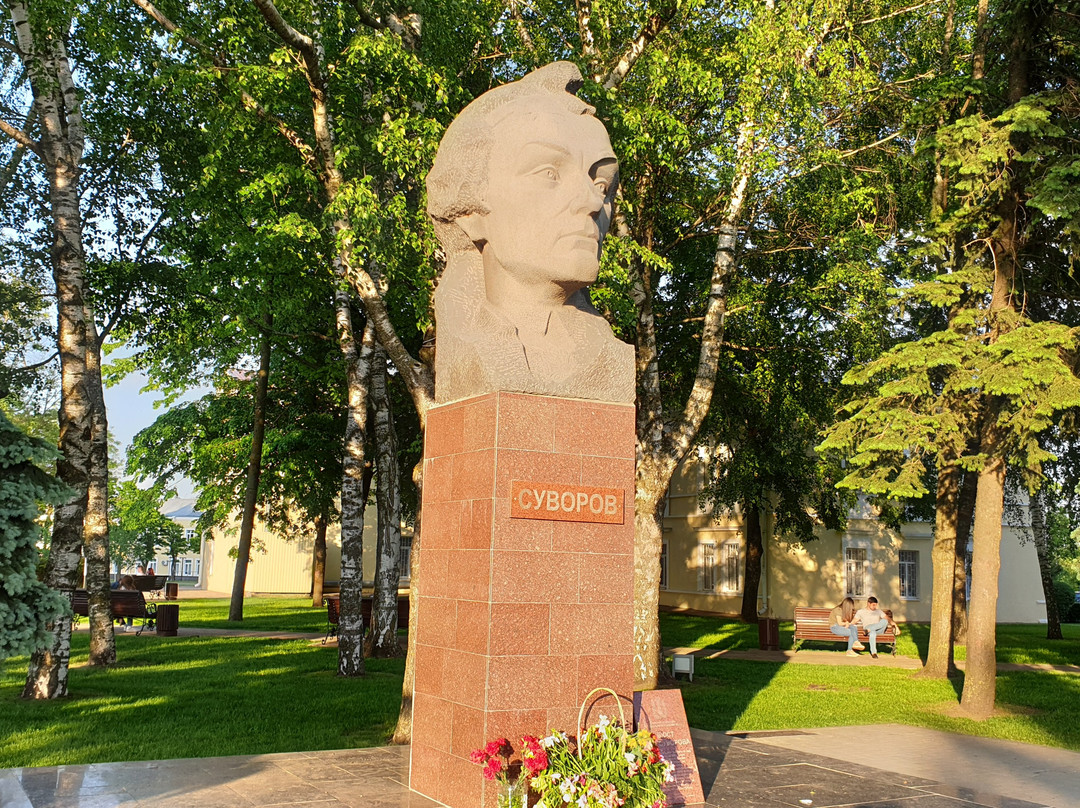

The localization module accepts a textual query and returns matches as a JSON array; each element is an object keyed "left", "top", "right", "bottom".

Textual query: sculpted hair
[{"left": 426, "top": 61, "right": 595, "bottom": 256}]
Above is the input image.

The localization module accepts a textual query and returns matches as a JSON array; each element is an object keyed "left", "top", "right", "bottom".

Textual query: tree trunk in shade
[
  {"left": 740, "top": 502, "right": 763, "bottom": 623},
  {"left": 924, "top": 461, "right": 960, "bottom": 678},
  {"left": 1030, "top": 490, "right": 1062, "bottom": 640},
  {"left": 311, "top": 512, "right": 327, "bottom": 608},
  {"left": 228, "top": 311, "right": 273, "bottom": 622}
]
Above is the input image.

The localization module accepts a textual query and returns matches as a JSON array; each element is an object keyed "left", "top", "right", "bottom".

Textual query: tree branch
[
  {"left": 251, "top": 0, "right": 314, "bottom": 56},
  {"left": 0, "top": 112, "right": 41, "bottom": 156},
  {"left": 0, "top": 36, "right": 20, "bottom": 55},
  {"left": 602, "top": 2, "right": 677, "bottom": 90},
  {"left": 129, "top": 0, "right": 319, "bottom": 174}
]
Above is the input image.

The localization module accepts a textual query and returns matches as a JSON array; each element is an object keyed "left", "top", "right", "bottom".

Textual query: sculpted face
[{"left": 458, "top": 95, "right": 619, "bottom": 306}]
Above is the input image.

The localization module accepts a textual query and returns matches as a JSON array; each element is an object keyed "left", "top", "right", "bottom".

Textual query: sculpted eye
[
  {"left": 534, "top": 166, "right": 559, "bottom": 182},
  {"left": 595, "top": 179, "right": 610, "bottom": 196}
]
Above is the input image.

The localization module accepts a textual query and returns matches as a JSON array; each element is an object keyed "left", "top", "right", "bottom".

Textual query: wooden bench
[
  {"left": 792, "top": 606, "right": 898, "bottom": 655},
  {"left": 72, "top": 589, "right": 157, "bottom": 636},
  {"left": 132, "top": 575, "right": 169, "bottom": 599},
  {"left": 322, "top": 594, "right": 410, "bottom": 644}
]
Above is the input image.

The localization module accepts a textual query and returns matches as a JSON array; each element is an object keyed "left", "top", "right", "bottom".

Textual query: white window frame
[
  {"left": 719, "top": 540, "right": 742, "bottom": 594},
  {"left": 194, "top": 559, "right": 201, "bottom": 578},
  {"left": 698, "top": 541, "right": 717, "bottom": 592},
  {"left": 399, "top": 534, "right": 413, "bottom": 580},
  {"left": 184, "top": 527, "right": 196, "bottom": 540},
  {"left": 182, "top": 558, "right": 192, "bottom": 577},
  {"left": 899, "top": 550, "right": 919, "bottom": 600},
  {"left": 844, "top": 539, "right": 871, "bottom": 598},
  {"left": 659, "top": 541, "right": 669, "bottom": 590}
]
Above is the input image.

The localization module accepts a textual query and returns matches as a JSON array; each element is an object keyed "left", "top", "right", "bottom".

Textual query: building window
[
  {"left": 184, "top": 527, "right": 196, "bottom": 540},
  {"left": 659, "top": 542, "right": 669, "bottom": 590},
  {"left": 899, "top": 550, "right": 919, "bottom": 599},
  {"left": 399, "top": 535, "right": 413, "bottom": 579},
  {"left": 183, "top": 558, "right": 192, "bottom": 577},
  {"left": 844, "top": 544, "right": 869, "bottom": 597},
  {"left": 720, "top": 541, "right": 742, "bottom": 594},
  {"left": 194, "top": 559, "right": 201, "bottom": 578},
  {"left": 699, "top": 542, "right": 717, "bottom": 592}
]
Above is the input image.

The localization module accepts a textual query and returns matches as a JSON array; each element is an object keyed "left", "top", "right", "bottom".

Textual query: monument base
[{"left": 409, "top": 392, "right": 636, "bottom": 808}]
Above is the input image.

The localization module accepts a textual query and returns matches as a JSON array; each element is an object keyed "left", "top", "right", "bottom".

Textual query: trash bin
[
  {"left": 758, "top": 617, "right": 780, "bottom": 651},
  {"left": 156, "top": 603, "right": 179, "bottom": 637},
  {"left": 165, "top": 582, "right": 179, "bottom": 600}
]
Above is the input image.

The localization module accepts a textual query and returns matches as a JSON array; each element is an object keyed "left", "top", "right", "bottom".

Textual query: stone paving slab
[{"left": 3, "top": 727, "right": 1069, "bottom": 808}]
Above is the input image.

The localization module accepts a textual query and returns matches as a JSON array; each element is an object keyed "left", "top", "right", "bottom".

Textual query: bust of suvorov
[{"left": 427, "top": 62, "right": 635, "bottom": 405}]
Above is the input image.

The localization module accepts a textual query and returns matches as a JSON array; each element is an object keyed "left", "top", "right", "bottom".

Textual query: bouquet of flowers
[{"left": 470, "top": 716, "right": 673, "bottom": 808}]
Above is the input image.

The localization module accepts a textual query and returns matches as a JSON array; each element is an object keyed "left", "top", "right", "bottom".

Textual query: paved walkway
[{"left": 4, "top": 724, "right": 1077, "bottom": 808}]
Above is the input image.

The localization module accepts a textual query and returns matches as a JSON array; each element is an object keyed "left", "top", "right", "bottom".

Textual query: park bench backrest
[
  {"left": 71, "top": 588, "right": 150, "bottom": 619},
  {"left": 793, "top": 606, "right": 896, "bottom": 644},
  {"left": 132, "top": 575, "right": 169, "bottom": 592}
]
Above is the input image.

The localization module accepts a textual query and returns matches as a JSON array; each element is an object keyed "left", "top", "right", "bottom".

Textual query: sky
[{"left": 104, "top": 368, "right": 201, "bottom": 499}]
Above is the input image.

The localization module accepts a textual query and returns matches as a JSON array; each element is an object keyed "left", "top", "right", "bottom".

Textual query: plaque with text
[
  {"left": 510, "top": 480, "right": 624, "bottom": 524},
  {"left": 633, "top": 690, "right": 705, "bottom": 806}
]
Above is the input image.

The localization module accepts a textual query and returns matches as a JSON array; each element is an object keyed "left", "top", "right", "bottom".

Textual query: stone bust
[{"left": 427, "top": 62, "right": 635, "bottom": 405}]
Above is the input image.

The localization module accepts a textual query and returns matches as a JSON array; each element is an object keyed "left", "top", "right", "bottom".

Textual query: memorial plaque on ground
[
  {"left": 633, "top": 689, "right": 705, "bottom": 806},
  {"left": 510, "top": 480, "right": 625, "bottom": 524}
]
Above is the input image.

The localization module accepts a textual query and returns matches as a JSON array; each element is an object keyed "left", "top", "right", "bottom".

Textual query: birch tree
[{"left": 2, "top": 0, "right": 118, "bottom": 695}]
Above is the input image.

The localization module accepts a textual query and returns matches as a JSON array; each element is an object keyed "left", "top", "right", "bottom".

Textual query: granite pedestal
[{"left": 408, "top": 392, "right": 636, "bottom": 808}]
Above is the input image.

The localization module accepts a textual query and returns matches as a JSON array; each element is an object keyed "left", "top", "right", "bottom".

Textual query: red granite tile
[
  {"left": 492, "top": 498, "right": 553, "bottom": 551},
  {"left": 546, "top": 707, "right": 580, "bottom": 737},
  {"left": 485, "top": 708, "right": 548, "bottom": 745},
  {"left": 422, "top": 455, "right": 454, "bottom": 505},
  {"left": 437, "top": 748, "right": 483, "bottom": 808},
  {"left": 460, "top": 499, "right": 494, "bottom": 550},
  {"left": 488, "top": 655, "right": 558, "bottom": 710},
  {"left": 416, "top": 594, "right": 457, "bottom": 648},
  {"left": 408, "top": 742, "right": 443, "bottom": 803},
  {"left": 489, "top": 603, "right": 549, "bottom": 656},
  {"left": 574, "top": 604, "right": 633, "bottom": 655},
  {"left": 548, "top": 604, "right": 579, "bottom": 656},
  {"left": 577, "top": 655, "right": 634, "bottom": 707},
  {"left": 451, "top": 449, "right": 496, "bottom": 501},
  {"left": 412, "top": 691, "right": 453, "bottom": 752},
  {"left": 493, "top": 449, "right": 581, "bottom": 500},
  {"left": 425, "top": 405, "right": 465, "bottom": 459},
  {"left": 495, "top": 393, "right": 556, "bottom": 452},
  {"left": 463, "top": 396, "right": 498, "bottom": 453},
  {"left": 413, "top": 644, "right": 445, "bottom": 697},
  {"left": 450, "top": 702, "right": 486, "bottom": 760},
  {"left": 548, "top": 656, "right": 579, "bottom": 711},
  {"left": 417, "top": 550, "right": 450, "bottom": 598},
  {"left": 579, "top": 456, "right": 635, "bottom": 492},
  {"left": 490, "top": 550, "right": 577, "bottom": 604},
  {"left": 554, "top": 401, "right": 635, "bottom": 458},
  {"left": 448, "top": 549, "right": 491, "bottom": 601},
  {"left": 443, "top": 649, "right": 487, "bottom": 708},
  {"left": 552, "top": 519, "right": 631, "bottom": 555},
  {"left": 455, "top": 600, "right": 491, "bottom": 655},
  {"left": 577, "top": 553, "right": 634, "bottom": 604},
  {"left": 419, "top": 501, "right": 461, "bottom": 551}
]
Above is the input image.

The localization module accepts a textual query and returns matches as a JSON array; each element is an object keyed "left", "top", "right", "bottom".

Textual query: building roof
[{"left": 161, "top": 498, "right": 202, "bottom": 520}]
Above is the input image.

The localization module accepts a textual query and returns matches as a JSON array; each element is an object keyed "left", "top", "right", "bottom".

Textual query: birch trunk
[
  {"left": 311, "top": 512, "right": 327, "bottom": 608},
  {"left": 12, "top": 0, "right": 109, "bottom": 696},
  {"left": 1030, "top": 490, "right": 1062, "bottom": 640},
  {"left": 84, "top": 330, "right": 115, "bottom": 666},
  {"left": 228, "top": 311, "right": 272, "bottom": 621},
  {"left": 367, "top": 346, "right": 404, "bottom": 658},
  {"left": 337, "top": 316, "right": 376, "bottom": 676}
]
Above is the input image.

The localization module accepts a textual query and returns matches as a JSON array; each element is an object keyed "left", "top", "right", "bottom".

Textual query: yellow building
[
  {"left": 659, "top": 458, "right": 1047, "bottom": 623},
  {"left": 200, "top": 508, "right": 411, "bottom": 595}
]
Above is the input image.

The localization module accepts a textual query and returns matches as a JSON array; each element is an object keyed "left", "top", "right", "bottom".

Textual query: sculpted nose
[{"left": 572, "top": 172, "right": 606, "bottom": 215}]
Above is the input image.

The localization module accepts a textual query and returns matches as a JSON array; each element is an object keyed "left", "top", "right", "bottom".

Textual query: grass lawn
[
  {"left": 0, "top": 632, "right": 404, "bottom": 768},
  {"left": 2, "top": 600, "right": 1078, "bottom": 769},
  {"left": 176, "top": 596, "right": 329, "bottom": 633},
  {"left": 661, "top": 611, "right": 1080, "bottom": 751}
]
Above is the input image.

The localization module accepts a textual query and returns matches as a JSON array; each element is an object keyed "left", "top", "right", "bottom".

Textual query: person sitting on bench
[
  {"left": 829, "top": 597, "right": 865, "bottom": 657},
  {"left": 116, "top": 575, "right": 136, "bottom": 632},
  {"left": 854, "top": 596, "right": 891, "bottom": 658}
]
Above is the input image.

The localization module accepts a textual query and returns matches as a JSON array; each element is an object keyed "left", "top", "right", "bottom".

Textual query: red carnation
[{"left": 482, "top": 757, "right": 504, "bottom": 781}]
